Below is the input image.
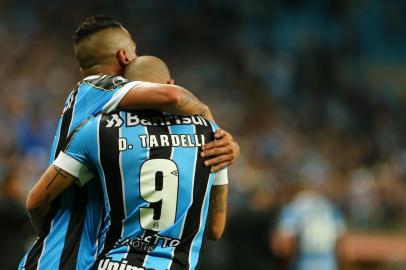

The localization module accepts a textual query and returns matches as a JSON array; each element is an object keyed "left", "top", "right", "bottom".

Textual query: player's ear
[
  {"left": 79, "top": 67, "right": 85, "bottom": 76},
  {"left": 167, "top": 79, "right": 175, "bottom": 85},
  {"left": 117, "top": 49, "right": 132, "bottom": 66}
]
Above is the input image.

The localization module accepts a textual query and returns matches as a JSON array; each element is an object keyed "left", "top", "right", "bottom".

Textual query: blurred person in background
[
  {"left": 0, "top": 166, "right": 31, "bottom": 270},
  {"left": 272, "top": 186, "right": 346, "bottom": 270}
]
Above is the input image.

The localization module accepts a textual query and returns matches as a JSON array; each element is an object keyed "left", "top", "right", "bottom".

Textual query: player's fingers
[
  {"left": 204, "top": 153, "right": 232, "bottom": 167},
  {"left": 202, "top": 132, "right": 233, "bottom": 150},
  {"left": 202, "top": 130, "right": 232, "bottom": 151},
  {"left": 231, "top": 142, "right": 241, "bottom": 159},
  {"left": 211, "top": 161, "right": 232, "bottom": 172},
  {"left": 201, "top": 145, "right": 232, "bottom": 158},
  {"left": 213, "top": 129, "right": 226, "bottom": 139},
  {"left": 202, "top": 138, "right": 228, "bottom": 151}
]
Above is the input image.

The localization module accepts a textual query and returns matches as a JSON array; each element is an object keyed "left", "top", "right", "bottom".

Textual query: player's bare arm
[
  {"left": 119, "top": 84, "right": 212, "bottom": 121},
  {"left": 121, "top": 56, "right": 238, "bottom": 172},
  {"left": 202, "top": 129, "right": 240, "bottom": 172},
  {"left": 174, "top": 88, "right": 213, "bottom": 121},
  {"left": 26, "top": 165, "right": 75, "bottom": 233},
  {"left": 207, "top": 184, "right": 228, "bottom": 240},
  {"left": 120, "top": 83, "right": 241, "bottom": 172},
  {"left": 272, "top": 230, "right": 295, "bottom": 259}
]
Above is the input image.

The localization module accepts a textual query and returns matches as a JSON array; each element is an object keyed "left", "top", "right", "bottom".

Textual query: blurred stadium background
[{"left": 1, "top": 0, "right": 406, "bottom": 269}]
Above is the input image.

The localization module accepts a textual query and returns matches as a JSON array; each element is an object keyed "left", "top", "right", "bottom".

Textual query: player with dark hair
[
  {"left": 26, "top": 56, "right": 229, "bottom": 270},
  {"left": 19, "top": 16, "right": 238, "bottom": 270}
]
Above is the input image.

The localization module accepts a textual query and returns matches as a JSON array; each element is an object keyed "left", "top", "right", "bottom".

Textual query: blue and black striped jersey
[
  {"left": 19, "top": 75, "right": 145, "bottom": 270},
  {"left": 54, "top": 111, "right": 228, "bottom": 270}
]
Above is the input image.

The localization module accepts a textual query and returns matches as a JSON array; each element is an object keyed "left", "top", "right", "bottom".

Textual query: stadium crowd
[{"left": 1, "top": 0, "right": 405, "bottom": 269}]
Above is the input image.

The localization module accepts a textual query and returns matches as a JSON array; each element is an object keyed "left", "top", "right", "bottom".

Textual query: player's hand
[{"left": 200, "top": 129, "right": 240, "bottom": 172}]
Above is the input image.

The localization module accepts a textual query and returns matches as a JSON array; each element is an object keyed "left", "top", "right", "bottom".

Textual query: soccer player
[
  {"left": 272, "top": 190, "right": 346, "bottom": 270},
  {"left": 26, "top": 56, "right": 229, "bottom": 270},
  {"left": 19, "top": 16, "right": 238, "bottom": 270},
  {"left": 125, "top": 55, "right": 228, "bottom": 242}
]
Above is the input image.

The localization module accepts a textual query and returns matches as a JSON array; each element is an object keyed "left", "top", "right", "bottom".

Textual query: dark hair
[{"left": 73, "top": 15, "right": 123, "bottom": 44}]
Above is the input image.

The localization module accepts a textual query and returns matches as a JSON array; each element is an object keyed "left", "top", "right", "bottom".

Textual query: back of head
[
  {"left": 73, "top": 15, "right": 136, "bottom": 73},
  {"left": 124, "top": 55, "right": 173, "bottom": 84}
]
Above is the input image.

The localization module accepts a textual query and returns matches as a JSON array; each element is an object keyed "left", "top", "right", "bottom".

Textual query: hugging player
[
  {"left": 27, "top": 56, "right": 230, "bottom": 270},
  {"left": 20, "top": 16, "right": 239, "bottom": 270}
]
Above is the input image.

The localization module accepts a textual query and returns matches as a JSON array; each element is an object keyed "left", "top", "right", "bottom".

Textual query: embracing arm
[
  {"left": 119, "top": 82, "right": 240, "bottom": 172},
  {"left": 26, "top": 165, "right": 75, "bottom": 233},
  {"left": 118, "top": 83, "right": 213, "bottom": 121},
  {"left": 207, "top": 184, "right": 228, "bottom": 240}
]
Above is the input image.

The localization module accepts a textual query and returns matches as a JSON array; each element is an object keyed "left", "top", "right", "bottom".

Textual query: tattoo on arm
[
  {"left": 178, "top": 89, "right": 207, "bottom": 115},
  {"left": 177, "top": 89, "right": 192, "bottom": 108},
  {"left": 46, "top": 166, "right": 69, "bottom": 190},
  {"left": 210, "top": 185, "right": 227, "bottom": 213}
]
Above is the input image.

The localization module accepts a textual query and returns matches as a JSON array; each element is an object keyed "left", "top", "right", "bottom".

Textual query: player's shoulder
[
  {"left": 72, "top": 115, "right": 100, "bottom": 136},
  {"left": 63, "top": 115, "right": 99, "bottom": 152},
  {"left": 81, "top": 75, "right": 130, "bottom": 91}
]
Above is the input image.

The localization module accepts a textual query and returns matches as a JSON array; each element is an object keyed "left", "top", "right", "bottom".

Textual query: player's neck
[{"left": 81, "top": 65, "right": 122, "bottom": 78}]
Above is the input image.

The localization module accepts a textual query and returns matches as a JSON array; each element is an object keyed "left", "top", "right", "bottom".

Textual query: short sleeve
[
  {"left": 213, "top": 168, "right": 228, "bottom": 185},
  {"left": 278, "top": 205, "right": 298, "bottom": 235},
  {"left": 206, "top": 122, "right": 229, "bottom": 186},
  {"left": 102, "top": 81, "right": 155, "bottom": 113},
  {"left": 53, "top": 117, "right": 97, "bottom": 186}
]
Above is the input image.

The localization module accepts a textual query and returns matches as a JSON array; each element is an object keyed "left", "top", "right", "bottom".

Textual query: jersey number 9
[{"left": 139, "top": 159, "right": 179, "bottom": 231}]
